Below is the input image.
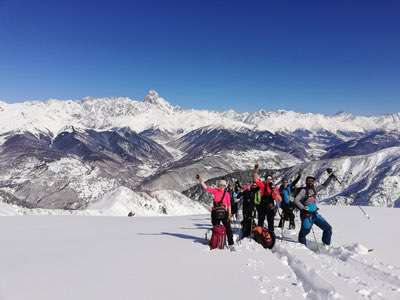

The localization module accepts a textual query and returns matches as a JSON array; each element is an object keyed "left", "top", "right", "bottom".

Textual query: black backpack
[{"left": 213, "top": 189, "right": 227, "bottom": 221}]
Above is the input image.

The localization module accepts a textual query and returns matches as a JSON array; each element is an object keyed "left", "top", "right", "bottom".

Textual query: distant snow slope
[
  {"left": 88, "top": 187, "right": 208, "bottom": 216},
  {"left": 282, "top": 146, "right": 400, "bottom": 207},
  {"left": 0, "top": 206, "right": 399, "bottom": 299},
  {"left": 0, "top": 188, "right": 208, "bottom": 216},
  {"left": 141, "top": 148, "right": 301, "bottom": 192}
]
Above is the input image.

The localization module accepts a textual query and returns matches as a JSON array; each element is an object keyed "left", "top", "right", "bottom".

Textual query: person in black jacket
[{"left": 240, "top": 182, "right": 259, "bottom": 238}]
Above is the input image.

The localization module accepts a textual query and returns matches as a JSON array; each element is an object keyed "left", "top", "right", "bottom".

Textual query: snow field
[{"left": 0, "top": 205, "right": 399, "bottom": 299}]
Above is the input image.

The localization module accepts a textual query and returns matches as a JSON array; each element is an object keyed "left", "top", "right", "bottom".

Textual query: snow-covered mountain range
[
  {"left": 0, "top": 90, "right": 399, "bottom": 212},
  {"left": 1, "top": 90, "right": 399, "bottom": 135}
]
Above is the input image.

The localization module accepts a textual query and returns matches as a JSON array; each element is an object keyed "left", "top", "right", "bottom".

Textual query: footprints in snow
[
  {"left": 279, "top": 239, "right": 400, "bottom": 299},
  {"left": 243, "top": 242, "right": 302, "bottom": 298},
  {"left": 235, "top": 226, "right": 400, "bottom": 299},
  {"left": 241, "top": 234, "right": 400, "bottom": 299}
]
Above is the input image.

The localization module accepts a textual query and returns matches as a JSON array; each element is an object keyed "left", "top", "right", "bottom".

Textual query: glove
[{"left": 326, "top": 168, "right": 333, "bottom": 175}]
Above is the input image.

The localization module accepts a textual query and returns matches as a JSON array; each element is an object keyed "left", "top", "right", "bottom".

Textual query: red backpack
[
  {"left": 252, "top": 226, "right": 276, "bottom": 249},
  {"left": 209, "top": 225, "right": 226, "bottom": 250}
]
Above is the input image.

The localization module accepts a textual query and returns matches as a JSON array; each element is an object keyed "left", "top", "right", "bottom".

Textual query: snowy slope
[
  {"left": 0, "top": 188, "right": 208, "bottom": 217},
  {"left": 0, "top": 206, "right": 399, "bottom": 300},
  {"left": 141, "top": 148, "right": 301, "bottom": 192},
  {"left": 281, "top": 146, "right": 400, "bottom": 207}
]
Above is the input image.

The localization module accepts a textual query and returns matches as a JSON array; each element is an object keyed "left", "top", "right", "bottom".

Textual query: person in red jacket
[{"left": 258, "top": 174, "right": 279, "bottom": 233}]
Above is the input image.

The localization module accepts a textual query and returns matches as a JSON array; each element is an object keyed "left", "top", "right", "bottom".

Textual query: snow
[
  {"left": 0, "top": 188, "right": 208, "bottom": 217},
  {"left": 0, "top": 205, "right": 399, "bottom": 300},
  {"left": 162, "top": 144, "right": 186, "bottom": 161},
  {"left": 88, "top": 187, "right": 208, "bottom": 216},
  {"left": 0, "top": 90, "right": 399, "bottom": 137},
  {"left": 223, "top": 149, "right": 302, "bottom": 170},
  {"left": 288, "top": 146, "right": 400, "bottom": 207}
]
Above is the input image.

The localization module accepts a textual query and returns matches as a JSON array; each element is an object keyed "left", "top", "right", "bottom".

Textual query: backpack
[
  {"left": 252, "top": 226, "right": 276, "bottom": 249},
  {"left": 212, "top": 189, "right": 227, "bottom": 221},
  {"left": 209, "top": 225, "right": 226, "bottom": 250},
  {"left": 293, "top": 187, "right": 317, "bottom": 212}
]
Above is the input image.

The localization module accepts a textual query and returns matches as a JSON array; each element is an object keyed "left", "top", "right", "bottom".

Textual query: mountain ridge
[
  {"left": 0, "top": 90, "right": 399, "bottom": 211},
  {"left": 1, "top": 90, "right": 399, "bottom": 137}
]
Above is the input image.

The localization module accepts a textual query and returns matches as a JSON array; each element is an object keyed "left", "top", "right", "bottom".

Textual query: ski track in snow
[
  {"left": 238, "top": 239, "right": 305, "bottom": 299},
  {"left": 269, "top": 228, "right": 400, "bottom": 300},
  {"left": 231, "top": 213, "right": 400, "bottom": 300},
  {"left": 228, "top": 222, "right": 305, "bottom": 299},
  {"left": 272, "top": 243, "right": 340, "bottom": 300}
]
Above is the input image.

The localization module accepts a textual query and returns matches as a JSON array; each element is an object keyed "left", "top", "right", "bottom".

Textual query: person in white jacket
[{"left": 295, "top": 170, "right": 335, "bottom": 246}]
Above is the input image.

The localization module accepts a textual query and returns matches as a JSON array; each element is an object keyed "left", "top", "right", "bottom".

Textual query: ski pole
[
  {"left": 358, "top": 205, "right": 370, "bottom": 219},
  {"left": 327, "top": 168, "right": 342, "bottom": 185},
  {"left": 332, "top": 174, "right": 342, "bottom": 185},
  {"left": 329, "top": 171, "right": 371, "bottom": 221}
]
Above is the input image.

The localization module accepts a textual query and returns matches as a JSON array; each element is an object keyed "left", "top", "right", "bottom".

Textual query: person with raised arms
[
  {"left": 196, "top": 175, "right": 235, "bottom": 251},
  {"left": 295, "top": 169, "right": 335, "bottom": 246}
]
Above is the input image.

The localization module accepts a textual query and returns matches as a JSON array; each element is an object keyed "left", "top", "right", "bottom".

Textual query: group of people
[{"left": 196, "top": 164, "right": 336, "bottom": 251}]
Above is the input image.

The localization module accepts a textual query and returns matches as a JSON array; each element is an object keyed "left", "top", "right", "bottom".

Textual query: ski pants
[
  {"left": 211, "top": 210, "right": 234, "bottom": 246},
  {"left": 280, "top": 203, "right": 295, "bottom": 228},
  {"left": 257, "top": 204, "right": 276, "bottom": 233},
  {"left": 242, "top": 199, "right": 255, "bottom": 238},
  {"left": 298, "top": 212, "right": 332, "bottom": 246},
  {"left": 241, "top": 217, "right": 253, "bottom": 238}
]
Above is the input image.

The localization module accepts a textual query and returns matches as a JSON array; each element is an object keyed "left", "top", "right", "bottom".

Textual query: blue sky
[{"left": 0, "top": 0, "right": 399, "bottom": 115}]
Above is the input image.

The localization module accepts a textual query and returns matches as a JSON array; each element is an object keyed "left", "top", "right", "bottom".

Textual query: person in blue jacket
[
  {"left": 295, "top": 170, "right": 335, "bottom": 246},
  {"left": 278, "top": 173, "right": 301, "bottom": 230}
]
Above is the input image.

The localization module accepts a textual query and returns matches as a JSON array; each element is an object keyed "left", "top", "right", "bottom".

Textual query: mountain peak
[
  {"left": 143, "top": 90, "right": 173, "bottom": 111},
  {"left": 334, "top": 111, "right": 354, "bottom": 118}
]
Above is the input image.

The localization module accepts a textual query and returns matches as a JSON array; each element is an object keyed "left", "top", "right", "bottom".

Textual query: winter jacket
[
  {"left": 295, "top": 175, "right": 334, "bottom": 211},
  {"left": 280, "top": 174, "right": 301, "bottom": 205},
  {"left": 207, "top": 187, "right": 231, "bottom": 209}
]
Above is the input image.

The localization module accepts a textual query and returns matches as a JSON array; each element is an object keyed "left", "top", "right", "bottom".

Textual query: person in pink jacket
[{"left": 196, "top": 175, "right": 235, "bottom": 250}]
